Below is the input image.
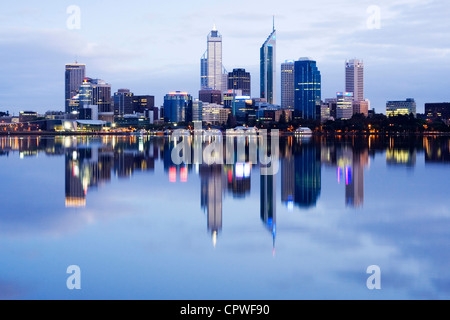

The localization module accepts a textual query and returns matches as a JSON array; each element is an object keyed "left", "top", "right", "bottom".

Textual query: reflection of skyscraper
[
  {"left": 341, "top": 148, "right": 368, "bottom": 208},
  {"left": 260, "top": 166, "right": 276, "bottom": 254},
  {"left": 293, "top": 141, "right": 321, "bottom": 207},
  {"left": 200, "top": 164, "right": 223, "bottom": 247},
  {"left": 65, "top": 149, "right": 86, "bottom": 208},
  {"left": 281, "top": 155, "right": 295, "bottom": 210}
]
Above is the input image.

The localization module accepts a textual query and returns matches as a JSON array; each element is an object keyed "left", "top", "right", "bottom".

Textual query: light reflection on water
[{"left": 0, "top": 134, "right": 449, "bottom": 300}]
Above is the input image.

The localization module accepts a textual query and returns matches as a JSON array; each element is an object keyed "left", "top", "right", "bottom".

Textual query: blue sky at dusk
[{"left": 0, "top": 0, "right": 449, "bottom": 115}]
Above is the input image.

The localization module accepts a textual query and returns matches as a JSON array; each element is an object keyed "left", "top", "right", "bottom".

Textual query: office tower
[
  {"left": 207, "top": 25, "right": 223, "bottom": 90},
  {"left": 199, "top": 88, "right": 222, "bottom": 104},
  {"left": 228, "top": 68, "right": 251, "bottom": 96},
  {"left": 114, "top": 89, "right": 134, "bottom": 116},
  {"left": 201, "top": 103, "right": 230, "bottom": 125},
  {"left": 320, "top": 102, "right": 332, "bottom": 123},
  {"left": 336, "top": 92, "right": 354, "bottom": 120},
  {"left": 386, "top": 98, "right": 416, "bottom": 117},
  {"left": 65, "top": 63, "right": 86, "bottom": 113},
  {"left": 425, "top": 102, "right": 450, "bottom": 124},
  {"left": 79, "top": 78, "right": 112, "bottom": 113},
  {"left": 133, "top": 95, "right": 155, "bottom": 113},
  {"left": 200, "top": 51, "right": 208, "bottom": 89},
  {"left": 353, "top": 99, "right": 370, "bottom": 117},
  {"left": 260, "top": 21, "right": 276, "bottom": 104},
  {"left": 163, "top": 91, "right": 193, "bottom": 123},
  {"left": 294, "top": 58, "right": 321, "bottom": 120},
  {"left": 192, "top": 99, "right": 203, "bottom": 122},
  {"left": 345, "top": 59, "right": 364, "bottom": 102},
  {"left": 281, "top": 60, "right": 295, "bottom": 110},
  {"left": 221, "top": 72, "right": 228, "bottom": 93}
]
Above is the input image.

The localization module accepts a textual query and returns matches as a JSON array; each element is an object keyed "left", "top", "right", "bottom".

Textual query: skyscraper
[
  {"left": 336, "top": 92, "right": 354, "bottom": 120},
  {"left": 260, "top": 20, "right": 276, "bottom": 104},
  {"left": 294, "top": 58, "right": 321, "bottom": 120},
  {"left": 65, "top": 63, "right": 86, "bottom": 113},
  {"left": 200, "top": 51, "right": 208, "bottom": 89},
  {"left": 163, "top": 91, "right": 193, "bottom": 123},
  {"left": 281, "top": 60, "right": 295, "bottom": 110},
  {"left": 207, "top": 25, "right": 223, "bottom": 91},
  {"left": 228, "top": 68, "right": 251, "bottom": 96},
  {"left": 114, "top": 89, "right": 134, "bottom": 116},
  {"left": 345, "top": 59, "right": 364, "bottom": 102}
]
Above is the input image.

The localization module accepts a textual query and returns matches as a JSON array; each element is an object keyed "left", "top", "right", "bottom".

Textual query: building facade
[
  {"left": 65, "top": 63, "right": 86, "bottom": 113},
  {"left": 114, "top": 89, "right": 134, "bottom": 116},
  {"left": 163, "top": 91, "right": 193, "bottom": 123},
  {"left": 386, "top": 98, "right": 416, "bottom": 117},
  {"left": 336, "top": 92, "right": 354, "bottom": 120},
  {"left": 345, "top": 59, "right": 364, "bottom": 102},
  {"left": 228, "top": 68, "right": 251, "bottom": 96},
  {"left": 207, "top": 26, "right": 223, "bottom": 91},
  {"left": 294, "top": 58, "right": 321, "bottom": 120},
  {"left": 281, "top": 60, "right": 295, "bottom": 110},
  {"left": 260, "top": 25, "right": 276, "bottom": 104}
]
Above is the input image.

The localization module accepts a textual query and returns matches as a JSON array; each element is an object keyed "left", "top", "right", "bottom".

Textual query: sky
[{"left": 0, "top": 0, "right": 449, "bottom": 115}]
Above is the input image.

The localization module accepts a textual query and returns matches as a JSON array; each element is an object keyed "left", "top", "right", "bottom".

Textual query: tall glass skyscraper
[
  {"left": 294, "top": 58, "right": 321, "bottom": 120},
  {"left": 345, "top": 59, "right": 364, "bottom": 102},
  {"left": 65, "top": 63, "right": 86, "bottom": 113},
  {"left": 200, "top": 51, "right": 208, "bottom": 89},
  {"left": 163, "top": 91, "right": 193, "bottom": 123},
  {"left": 207, "top": 26, "right": 222, "bottom": 90},
  {"left": 260, "top": 22, "right": 276, "bottom": 104},
  {"left": 281, "top": 60, "right": 295, "bottom": 110}
]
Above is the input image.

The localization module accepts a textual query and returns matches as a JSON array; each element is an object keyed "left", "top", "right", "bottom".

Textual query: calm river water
[{"left": 0, "top": 134, "right": 449, "bottom": 300}]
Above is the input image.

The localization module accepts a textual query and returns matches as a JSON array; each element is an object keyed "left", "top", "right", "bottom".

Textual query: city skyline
[{"left": 0, "top": 0, "right": 450, "bottom": 115}]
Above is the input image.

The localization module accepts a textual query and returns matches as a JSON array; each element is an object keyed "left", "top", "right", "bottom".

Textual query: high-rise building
[
  {"left": 260, "top": 22, "right": 276, "bottom": 104},
  {"left": 200, "top": 51, "right": 208, "bottom": 89},
  {"left": 228, "top": 68, "right": 251, "bottom": 96},
  {"left": 163, "top": 91, "right": 193, "bottom": 123},
  {"left": 294, "top": 58, "right": 321, "bottom": 120},
  {"left": 281, "top": 60, "right": 295, "bottom": 110},
  {"left": 207, "top": 25, "right": 223, "bottom": 91},
  {"left": 199, "top": 88, "right": 222, "bottom": 104},
  {"left": 345, "top": 59, "right": 364, "bottom": 102},
  {"left": 336, "top": 92, "right": 354, "bottom": 120},
  {"left": 65, "top": 63, "right": 86, "bottom": 113},
  {"left": 114, "top": 89, "right": 134, "bottom": 116},
  {"left": 425, "top": 102, "right": 450, "bottom": 124},
  {"left": 133, "top": 95, "right": 155, "bottom": 113},
  {"left": 386, "top": 98, "right": 416, "bottom": 117}
]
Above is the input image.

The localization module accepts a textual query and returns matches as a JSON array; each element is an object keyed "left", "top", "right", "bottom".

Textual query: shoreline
[{"left": 1, "top": 131, "right": 449, "bottom": 137}]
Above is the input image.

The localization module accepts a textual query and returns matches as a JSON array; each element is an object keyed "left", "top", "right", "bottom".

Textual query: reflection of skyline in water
[
  {"left": 1, "top": 134, "right": 449, "bottom": 245},
  {"left": 1, "top": 134, "right": 449, "bottom": 299}
]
